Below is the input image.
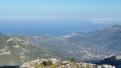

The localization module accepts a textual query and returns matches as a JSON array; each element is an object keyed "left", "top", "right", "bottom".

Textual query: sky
[
  {"left": 0, "top": 0, "right": 121, "bottom": 35},
  {"left": 0, "top": 0, "right": 121, "bottom": 22}
]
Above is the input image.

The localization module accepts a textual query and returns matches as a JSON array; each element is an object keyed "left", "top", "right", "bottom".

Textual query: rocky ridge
[{"left": 21, "top": 58, "right": 115, "bottom": 68}]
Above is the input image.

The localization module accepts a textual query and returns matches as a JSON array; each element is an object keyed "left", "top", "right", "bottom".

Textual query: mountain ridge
[{"left": 0, "top": 25, "right": 121, "bottom": 65}]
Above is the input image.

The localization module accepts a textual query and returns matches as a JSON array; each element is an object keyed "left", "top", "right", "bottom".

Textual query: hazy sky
[
  {"left": 0, "top": 0, "right": 121, "bottom": 34},
  {"left": 0, "top": 0, "right": 121, "bottom": 22}
]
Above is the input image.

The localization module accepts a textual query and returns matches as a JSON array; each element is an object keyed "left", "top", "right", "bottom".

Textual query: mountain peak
[{"left": 7, "top": 37, "right": 25, "bottom": 42}]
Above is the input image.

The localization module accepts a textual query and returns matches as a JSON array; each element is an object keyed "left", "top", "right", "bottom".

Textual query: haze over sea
[
  {"left": 0, "top": 19, "right": 110, "bottom": 35},
  {"left": 0, "top": 0, "right": 121, "bottom": 35}
]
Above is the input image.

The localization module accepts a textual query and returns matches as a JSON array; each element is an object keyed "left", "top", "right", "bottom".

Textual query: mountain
[
  {"left": 0, "top": 35, "right": 42, "bottom": 66},
  {"left": 64, "top": 25, "right": 121, "bottom": 53},
  {"left": 0, "top": 25, "right": 121, "bottom": 66}
]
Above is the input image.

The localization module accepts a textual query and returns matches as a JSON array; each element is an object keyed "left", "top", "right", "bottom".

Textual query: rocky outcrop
[
  {"left": 21, "top": 58, "right": 115, "bottom": 68},
  {"left": 98, "top": 55, "right": 121, "bottom": 68}
]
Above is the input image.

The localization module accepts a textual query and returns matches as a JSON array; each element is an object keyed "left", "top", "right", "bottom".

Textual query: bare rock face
[{"left": 21, "top": 58, "right": 115, "bottom": 68}]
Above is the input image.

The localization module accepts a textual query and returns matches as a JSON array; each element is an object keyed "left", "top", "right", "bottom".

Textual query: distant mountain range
[{"left": 0, "top": 25, "right": 121, "bottom": 66}]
